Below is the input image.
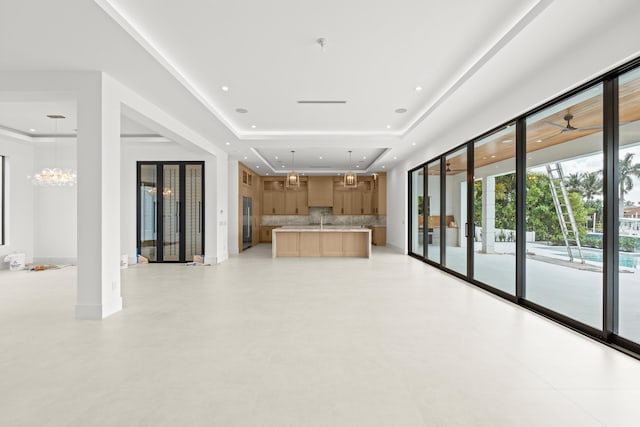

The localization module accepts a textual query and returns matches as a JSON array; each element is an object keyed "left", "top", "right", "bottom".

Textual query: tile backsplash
[{"left": 261, "top": 207, "right": 386, "bottom": 226}]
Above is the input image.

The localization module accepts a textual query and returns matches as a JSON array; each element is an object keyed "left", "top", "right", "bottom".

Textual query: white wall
[
  {"left": 32, "top": 138, "right": 77, "bottom": 264},
  {"left": 227, "top": 160, "right": 239, "bottom": 256},
  {"left": 120, "top": 140, "right": 219, "bottom": 264},
  {"left": 0, "top": 136, "right": 35, "bottom": 268},
  {"left": 386, "top": 166, "right": 407, "bottom": 253}
]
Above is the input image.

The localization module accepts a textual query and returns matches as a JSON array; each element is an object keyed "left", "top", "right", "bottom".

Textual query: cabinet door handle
[
  {"left": 465, "top": 223, "right": 469, "bottom": 237},
  {"left": 272, "top": 208, "right": 275, "bottom": 214},
  {"left": 296, "top": 208, "right": 298, "bottom": 214}
]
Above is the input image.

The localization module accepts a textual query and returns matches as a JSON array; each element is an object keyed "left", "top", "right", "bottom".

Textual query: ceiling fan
[
  {"left": 546, "top": 113, "right": 601, "bottom": 133},
  {"left": 446, "top": 161, "right": 465, "bottom": 173}
]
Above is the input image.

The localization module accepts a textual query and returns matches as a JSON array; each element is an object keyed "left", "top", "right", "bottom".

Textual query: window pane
[
  {"left": 525, "top": 84, "right": 604, "bottom": 328},
  {"left": 444, "top": 147, "right": 467, "bottom": 275},
  {"left": 427, "top": 160, "right": 441, "bottom": 263},
  {"left": 410, "top": 167, "right": 425, "bottom": 256},
  {"left": 473, "top": 125, "right": 516, "bottom": 294},
  {"left": 139, "top": 164, "right": 157, "bottom": 262},
  {"left": 618, "top": 67, "right": 640, "bottom": 343}
]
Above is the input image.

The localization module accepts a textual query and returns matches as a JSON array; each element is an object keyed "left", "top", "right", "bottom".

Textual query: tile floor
[{"left": 1, "top": 244, "right": 639, "bottom": 426}]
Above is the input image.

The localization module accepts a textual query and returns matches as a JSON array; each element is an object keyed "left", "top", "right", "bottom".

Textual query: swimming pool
[{"left": 533, "top": 245, "right": 640, "bottom": 268}]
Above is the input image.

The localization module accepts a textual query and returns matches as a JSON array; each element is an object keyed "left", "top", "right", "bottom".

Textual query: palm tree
[
  {"left": 581, "top": 171, "right": 603, "bottom": 200},
  {"left": 619, "top": 152, "right": 640, "bottom": 216},
  {"left": 565, "top": 172, "right": 583, "bottom": 194}
]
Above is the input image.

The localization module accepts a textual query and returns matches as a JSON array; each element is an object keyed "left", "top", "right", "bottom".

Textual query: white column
[
  {"left": 481, "top": 176, "right": 496, "bottom": 254},
  {"left": 75, "top": 75, "right": 122, "bottom": 319}
]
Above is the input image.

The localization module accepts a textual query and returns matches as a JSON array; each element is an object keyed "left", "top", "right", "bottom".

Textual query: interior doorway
[{"left": 137, "top": 161, "right": 204, "bottom": 262}]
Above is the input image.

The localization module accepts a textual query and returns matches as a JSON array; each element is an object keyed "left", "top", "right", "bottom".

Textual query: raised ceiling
[
  {"left": 103, "top": 0, "right": 536, "bottom": 136},
  {"left": 1, "top": 0, "right": 639, "bottom": 174}
]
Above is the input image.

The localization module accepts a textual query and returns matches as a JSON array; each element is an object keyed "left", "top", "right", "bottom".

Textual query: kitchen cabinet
[
  {"left": 370, "top": 226, "right": 387, "bottom": 246},
  {"left": 284, "top": 182, "right": 308, "bottom": 214},
  {"left": 333, "top": 190, "right": 354, "bottom": 215},
  {"left": 372, "top": 173, "right": 387, "bottom": 215},
  {"left": 308, "top": 176, "right": 334, "bottom": 207},
  {"left": 263, "top": 190, "right": 285, "bottom": 215},
  {"left": 260, "top": 226, "right": 280, "bottom": 243}
]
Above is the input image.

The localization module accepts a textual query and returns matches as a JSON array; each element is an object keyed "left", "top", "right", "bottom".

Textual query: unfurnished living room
[{"left": 2, "top": 1, "right": 640, "bottom": 426}]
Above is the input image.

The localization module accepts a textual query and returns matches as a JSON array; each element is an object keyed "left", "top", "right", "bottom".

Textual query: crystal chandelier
[
  {"left": 286, "top": 150, "right": 300, "bottom": 188},
  {"left": 344, "top": 150, "right": 357, "bottom": 188},
  {"left": 30, "top": 114, "right": 77, "bottom": 187}
]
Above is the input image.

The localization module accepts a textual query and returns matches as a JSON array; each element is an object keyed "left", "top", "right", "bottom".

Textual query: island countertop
[{"left": 272, "top": 227, "right": 371, "bottom": 257}]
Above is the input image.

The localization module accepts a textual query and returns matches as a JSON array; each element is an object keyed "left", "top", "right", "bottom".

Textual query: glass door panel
[
  {"left": 444, "top": 147, "right": 468, "bottom": 275},
  {"left": 426, "top": 160, "right": 441, "bottom": 263},
  {"left": 525, "top": 84, "right": 603, "bottom": 328},
  {"left": 473, "top": 125, "right": 517, "bottom": 294},
  {"left": 410, "top": 167, "right": 425, "bottom": 257},
  {"left": 139, "top": 164, "right": 157, "bottom": 262},
  {"left": 618, "top": 67, "right": 640, "bottom": 343},
  {"left": 185, "top": 164, "right": 203, "bottom": 260},
  {"left": 162, "top": 164, "right": 181, "bottom": 262}
]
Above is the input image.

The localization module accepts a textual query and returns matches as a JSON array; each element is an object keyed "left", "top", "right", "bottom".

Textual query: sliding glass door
[
  {"left": 473, "top": 125, "right": 517, "bottom": 294},
  {"left": 443, "top": 147, "right": 468, "bottom": 275},
  {"left": 137, "top": 161, "right": 204, "bottom": 262}
]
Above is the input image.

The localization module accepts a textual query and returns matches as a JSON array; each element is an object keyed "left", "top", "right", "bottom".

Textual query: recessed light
[
  {"left": 395, "top": 108, "right": 407, "bottom": 114},
  {"left": 411, "top": 142, "right": 416, "bottom": 146},
  {"left": 393, "top": 156, "right": 397, "bottom": 160},
  {"left": 281, "top": 165, "right": 285, "bottom": 168},
  {"left": 251, "top": 125, "right": 256, "bottom": 129},
  {"left": 491, "top": 155, "right": 496, "bottom": 158},
  {"left": 225, "top": 142, "right": 231, "bottom": 146},
  {"left": 536, "top": 139, "right": 542, "bottom": 143},
  {"left": 275, "top": 156, "right": 279, "bottom": 160},
  {"left": 386, "top": 125, "right": 391, "bottom": 129},
  {"left": 482, "top": 156, "right": 487, "bottom": 160},
  {"left": 256, "top": 165, "right": 260, "bottom": 168},
  {"left": 415, "top": 86, "right": 423, "bottom": 91},
  {"left": 382, "top": 165, "right": 386, "bottom": 169},
  {"left": 356, "top": 165, "right": 360, "bottom": 168},
  {"left": 29, "top": 128, "right": 36, "bottom": 132},
  {"left": 235, "top": 108, "right": 248, "bottom": 114},
  {"left": 502, "top": 139, "right": 512, "bottom": 144},
  {"left": 244, "top": 156, "right": 248, "bottom": 160},
  {"left": 221, "top": 86, "right": 229, "bottom": 91},
  {"left": 266, "top": 173, "right": 270, "bottom": 175},
  {"left": 362, "top": 156, "right": 366, "bottom": 159},
  {"left": 319, "top": 156, "right": 323, "bottom": 160}
]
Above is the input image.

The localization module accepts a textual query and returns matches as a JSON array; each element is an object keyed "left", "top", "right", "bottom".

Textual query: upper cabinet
[
  {"left": 262, "top": 178, "right": 308, "bottom": 215},
  {"left": 259, "top": 173, "right": 385, "bottom": 216},
  {"left": 308, "top": 176, "right": 334, "bottom": 207}
]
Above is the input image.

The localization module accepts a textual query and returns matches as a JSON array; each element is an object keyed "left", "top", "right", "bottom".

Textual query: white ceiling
[
  {"left": 1, "top": 0, "right": 640, "bottom": 174},
  {"left": 0, "top": 98, "right": 157, "bottom": 136}
]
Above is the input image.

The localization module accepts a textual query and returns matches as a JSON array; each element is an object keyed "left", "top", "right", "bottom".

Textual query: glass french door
[{"left": 137, "top": 161, "right": 204, "bottom": 262}]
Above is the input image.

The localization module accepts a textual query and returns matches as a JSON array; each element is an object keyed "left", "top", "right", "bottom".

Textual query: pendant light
[
  {"left": 30, "top": 114, "right": 77, "bottom": 187},
  {"left": 286, "top": 150, "right": 300, "bottom": 189},
  {"left": 344, "top": 150, "right": 357, "bottom": 188}
]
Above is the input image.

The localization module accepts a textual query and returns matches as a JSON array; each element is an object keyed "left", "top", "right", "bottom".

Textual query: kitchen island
[{"left": 272, "top": 226, "right": 371, "bottom": 258}]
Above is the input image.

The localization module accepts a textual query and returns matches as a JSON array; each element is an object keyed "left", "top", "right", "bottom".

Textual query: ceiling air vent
[{"left": 297, "top": 101, "right": 346, "bottom": 104}]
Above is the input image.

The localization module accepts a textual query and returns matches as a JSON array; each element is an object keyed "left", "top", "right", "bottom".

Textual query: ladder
[{"left": 546, "top": 163, "right": 585, "bottom": 264}]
